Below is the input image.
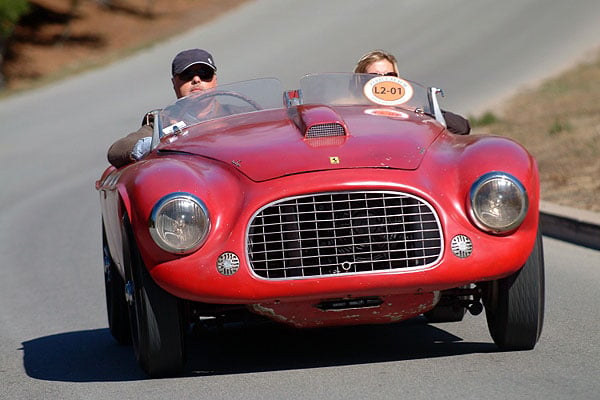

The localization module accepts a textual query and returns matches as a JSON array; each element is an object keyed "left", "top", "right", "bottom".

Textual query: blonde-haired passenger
[
  {"left": 354, "top": 50, "right": 470, "bottom": 135},
  {"left": 354, "top": 50, "right": 399, "bottom": 76}
]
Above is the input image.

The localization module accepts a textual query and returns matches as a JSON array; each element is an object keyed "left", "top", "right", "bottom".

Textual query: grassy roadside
[{"left": 470, "top": 50, "right": 600, "bottom": 212}]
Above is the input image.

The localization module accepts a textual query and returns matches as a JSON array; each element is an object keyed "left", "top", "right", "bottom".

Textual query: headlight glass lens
[
  {"left": 470, "top": 173, "right": 528, "bottom": 233},
  {"left": 149, "top": 193, "right": 210, "bottom": 253}
]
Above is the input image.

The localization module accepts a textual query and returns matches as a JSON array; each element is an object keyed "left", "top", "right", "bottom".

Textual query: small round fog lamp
[
  {"left": 217, "top": 252, "right": 240, "bottom": 276},
  {"left": 451, "top": 235, "right": 473, "bottom": 258}
]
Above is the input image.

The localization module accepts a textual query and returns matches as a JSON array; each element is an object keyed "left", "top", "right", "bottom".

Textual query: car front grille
[{"left": 247, "top": 191, "right": 442, "bottom": 279}]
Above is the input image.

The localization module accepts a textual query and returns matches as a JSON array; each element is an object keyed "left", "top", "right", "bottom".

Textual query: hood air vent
[
  {"left": 289, "top": 105, "right": 348, "bottom": 140},
  {"left": 306, "top": 123, "right": 346, "bottom": 138}
]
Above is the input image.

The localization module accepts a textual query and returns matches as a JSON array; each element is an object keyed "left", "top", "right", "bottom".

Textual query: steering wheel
[
  {"left": 159, "top": 90, "right": 264, "bottom": 138},
  {"left": 191, "top": 90, "right": 263, "bottom": 111}
]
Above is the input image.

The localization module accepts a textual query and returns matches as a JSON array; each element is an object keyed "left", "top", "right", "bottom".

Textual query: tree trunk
[{"left": 0, "top": 36, "right": 7, "bottom": 89}]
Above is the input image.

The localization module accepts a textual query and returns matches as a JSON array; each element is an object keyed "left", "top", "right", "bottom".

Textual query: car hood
[{"left": 159, "top": 105, "right": 444, "bottom": 181}]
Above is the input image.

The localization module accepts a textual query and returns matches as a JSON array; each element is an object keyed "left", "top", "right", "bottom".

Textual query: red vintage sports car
[{"left": 97, "top": 73, "right": 544, "bottom": 377}]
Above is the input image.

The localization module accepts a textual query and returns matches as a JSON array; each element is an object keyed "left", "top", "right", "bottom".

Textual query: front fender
[
  {"left": 418, "top": 132, "right": 540, "bottom": 255},
  {"left": 117, "top": 154, "right": 247, "bottom": 270}
]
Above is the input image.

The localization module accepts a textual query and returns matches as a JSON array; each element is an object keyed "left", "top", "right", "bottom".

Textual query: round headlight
[
  {"left": 469, "top": 172, "right": 528, "bottom": 234},
  {"left": 149, "top": 193, "right": 210, "bottom": 254}
]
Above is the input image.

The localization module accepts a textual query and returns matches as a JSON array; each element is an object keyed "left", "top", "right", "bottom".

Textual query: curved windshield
[
  {"left": 154, "top": 74, "right": 439, "bottom": 142},
  {"left": 300, "top": 73, "right": 433, "bottom": 114},
  {"left": 158, "top": 78, "right": 283, "bottom": 136}
]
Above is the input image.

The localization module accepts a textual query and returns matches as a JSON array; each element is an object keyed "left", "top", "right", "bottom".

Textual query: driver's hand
[{"left": 131, "top": 137, "right": 152, "bottom": 160}]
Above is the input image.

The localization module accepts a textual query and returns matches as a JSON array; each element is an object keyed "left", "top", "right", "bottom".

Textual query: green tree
[{"left": 0, "top": 0, "right": 30, "bottom": 88}]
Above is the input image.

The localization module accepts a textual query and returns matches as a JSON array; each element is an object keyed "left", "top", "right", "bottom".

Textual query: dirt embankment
[{"left": 2, "top": 0, "right": 247, "bottom": 91}]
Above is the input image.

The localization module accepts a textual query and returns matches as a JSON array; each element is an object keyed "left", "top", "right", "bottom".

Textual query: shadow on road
[
  {"left": 21, "top": 328, "right": 145, "bottom": 382},
  {"left": 22, "top": 318, "right": 497, "bottom": 382}
]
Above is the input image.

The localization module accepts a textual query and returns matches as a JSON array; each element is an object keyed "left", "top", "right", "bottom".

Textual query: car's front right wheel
[
  {"left": 124, "top": 225, "right": 185, "bottom": 378},
  {"left": 482, "top": 227, "right": 545, "bottom": 350},
  {"left": 103, "top": 224, "right": 131, "bottom": 345}
]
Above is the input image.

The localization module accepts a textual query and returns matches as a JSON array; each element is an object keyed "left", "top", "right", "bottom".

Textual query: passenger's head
[
  {"left": 354, "top": 50, "right": 399, "bottom": 77},
  {"left": 171, "top": 49, "right": 218, "bottom": 98}
]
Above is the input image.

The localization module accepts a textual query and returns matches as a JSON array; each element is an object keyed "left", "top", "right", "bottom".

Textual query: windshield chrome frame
[
  {"left": 151, "top": 109, "right": 162, "bottom": 151},
  {"left": 430, "top": 87, "right": 447, "bottom": 127}
]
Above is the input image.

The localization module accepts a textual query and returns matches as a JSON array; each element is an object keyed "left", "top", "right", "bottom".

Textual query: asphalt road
[{"left": 1, "top": 0, "right": 599, "bottom": 398}]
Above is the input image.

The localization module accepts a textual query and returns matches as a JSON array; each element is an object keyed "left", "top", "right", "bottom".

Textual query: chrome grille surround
[
  {"left": 305, "top": 123, "right": 345, "bottom": 138},
  {"left": 247, "top": 191, "right": 443, "bottom": 280}
]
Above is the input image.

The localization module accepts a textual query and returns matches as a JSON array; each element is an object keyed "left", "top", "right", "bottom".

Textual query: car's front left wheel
[{"left": 482, "top": 226, "right": 545, "bottom": 350}]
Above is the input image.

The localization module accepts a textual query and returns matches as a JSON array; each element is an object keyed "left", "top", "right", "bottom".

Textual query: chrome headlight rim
[
  {"left": 469, "top": 172, "right": 529, "bottom": 234},
  {"left": 149, "top": 192, "right": 210, "bottom": 254}
]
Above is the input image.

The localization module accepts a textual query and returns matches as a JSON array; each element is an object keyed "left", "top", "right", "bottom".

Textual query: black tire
[
  {"left": 483, "top": 228, "right": 545, "bottom": 350},
  {"left": 124, "top": 228, "right": 185, "bottom": 378},
  {"left": 103, "top": 225, "right": 131, "bottom": 344}
]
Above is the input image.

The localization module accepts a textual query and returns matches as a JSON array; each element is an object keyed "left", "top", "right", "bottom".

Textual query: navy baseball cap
[{"left": 171, "top": 49, "right": 217, "bottom": 77}]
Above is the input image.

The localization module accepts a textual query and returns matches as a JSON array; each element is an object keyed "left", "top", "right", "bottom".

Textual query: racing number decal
[
  {"left": 374, "top": 82, "right": 405, "bottom": 99},
  {"left": 363, "top": 76, "right": 414, "bottom": 106}
]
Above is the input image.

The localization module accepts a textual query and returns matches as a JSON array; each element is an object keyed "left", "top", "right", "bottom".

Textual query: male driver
[{"left": 107, "top": 48, "right": 218, "bottom": 168}]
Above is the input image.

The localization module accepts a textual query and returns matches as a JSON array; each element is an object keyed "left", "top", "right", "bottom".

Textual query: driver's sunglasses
[
  {"left": 178, "top": 66, "right": 215, "bottom": 82},
  {"left": 371, "top": 72, "right": 398, "bottom": 77}
]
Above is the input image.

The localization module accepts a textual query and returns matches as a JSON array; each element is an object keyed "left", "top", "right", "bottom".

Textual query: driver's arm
[{"left": 107, "top": 124, "right": 153, "bottom": 168}]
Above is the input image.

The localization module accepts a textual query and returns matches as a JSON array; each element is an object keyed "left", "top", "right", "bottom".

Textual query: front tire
[
  {"left": 483, "top": 228, "right": 545, "bottom": 350},
  {"left": 124, "top": 227, "right": 185, "bottom": 378},
  {"left": 103, "top": 225, "right": 131, "bottom": 344}
]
